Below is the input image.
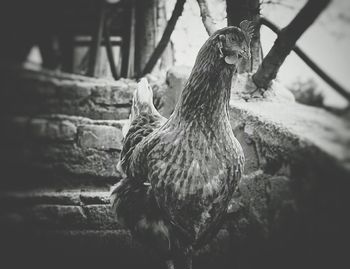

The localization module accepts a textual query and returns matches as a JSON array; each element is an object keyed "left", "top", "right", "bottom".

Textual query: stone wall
[
  {"left": 0, "top": 66, "right": 136, "bottom": 120},
  {"left": 227, "top": 99, "right": 350, "bottom": 268},
  {"left": 1, "top": 114, "right": 124, "bottom": 183},
  {"left": 0, "top": 66, "right": 350, "bottom": 269}
]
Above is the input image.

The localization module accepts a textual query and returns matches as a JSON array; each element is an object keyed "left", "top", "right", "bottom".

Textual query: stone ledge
[
  {"left": 0, "top": 189, "right": 110, "bottom": 206},
  {"left": 0, "top": 228, "right": 235, "bottom": 269},
  {"left": 0, "top": 66, "right": 136, "bottom": 120},
  {"left": 0, "top": 189, "right": 119, "bottom": 230},
  {"left": 230, "top": 99, "right": 350, "bottom": 174},
  {"left": 0, "top": 188, "right": 232, "bottom": 269},
  {"left": 1, "top": 66, "right": 349, "bottom": 267},
  {"left": 77, "top": 124, "right": 122, "bottom": 150},
  {"left": 0, "top": 114, "right": 126, "bottom": 179},
  {"left": 227, "top": 99, "right": 350, "bottom": 252}
]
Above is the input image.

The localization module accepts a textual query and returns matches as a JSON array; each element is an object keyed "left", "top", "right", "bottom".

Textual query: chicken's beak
[{"left": 238, "top": 50, "right": 251, "bottom": 60}]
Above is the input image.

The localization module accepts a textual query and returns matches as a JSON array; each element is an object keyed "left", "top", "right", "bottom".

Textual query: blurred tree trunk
[
  {"left": 196, "top": 0, "right": 217, "bottom": 36},
  {"left": 135, "top": 0, "right": 174, "bottom": 77},
  {"left": 252, "top": 0, "right": 330, "bottom": 89},
  {"left": 158, "top": 0, "right": 175, "bottom": 72},
  {"left": 226, "top": 0, "right": 262, "bottom": 73}
]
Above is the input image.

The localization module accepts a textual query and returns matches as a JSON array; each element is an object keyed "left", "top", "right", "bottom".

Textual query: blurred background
[
  {"left": 0, "top": 1, "right": 349, "bottom": 269},
  {"left": 2, "top": 0, "right": 349, "bottom": 108}
]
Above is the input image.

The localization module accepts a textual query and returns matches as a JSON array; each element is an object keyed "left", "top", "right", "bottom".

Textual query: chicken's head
[{"left": 216, "top": 20, "right": 255, "bottom": 65}]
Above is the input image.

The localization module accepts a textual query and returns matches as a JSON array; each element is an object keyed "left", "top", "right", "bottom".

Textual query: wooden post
[
  {"left": 135, "top": 0, "right": 158, "bottom": 76},
  {"left": 38, "top": 35, "right": 60, "bottom": 69},
  {"left": 59, "top": 33, "right": 74, "bottom": 73},
  {"left": 141, "top": 0, "right": 185, "bottom": 76},
  {"left": 121, "top": 0, "right": 136, "bottom": 78},
  {"left": 104, "top": 20, "right": 118, "bottom": 80},
  {"left": 87, "top": 0, "right": 106, "bottom": 77}
]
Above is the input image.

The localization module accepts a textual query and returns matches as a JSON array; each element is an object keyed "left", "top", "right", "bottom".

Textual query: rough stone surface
[
  {"left": 0, "top": 114, "right": 124, "bottom": 179},
  {"left": 30, "top": 204, "right": 88, "bottom": 229},
  {"left": 29, "top": 118, "right": 77, "bottom": 141},
  {"left": 0, "top": 187, "right": 236, "bottom": 269},
  {"left": 232, "top": 73, "right": 295, "bottom": 103},
  {"left": 0, "top": 66, "right": 136, "bottom": 120},
  {"left": 224, "top": 99, "right": 350, "bottom": 268},
  {"left": 0, "top": 189, "right": 120, "bottom": 230},
  {"left": 77, "top": 125, "right": 123, "bottom": 150},
  {"left": 229, "top": 100, "right": 350, "bottom": 172},
  {"left": 32, "top": 142, "right": 121, "bottom": 178},
  {"left": 158, "top": 66, "right": 191, "bottom": 117},
  {"left": 1, "top": 65, "right": 350, "bottom": 268}
]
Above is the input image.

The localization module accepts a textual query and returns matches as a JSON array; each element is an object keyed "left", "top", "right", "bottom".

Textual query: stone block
[
  {"left": 2, "top": 67, "right": 135, "bottom": 120},
  {"left": 158, "top": 66, "right": 191, "bottom": 117},
  {"left": 232, "top": 123, "right": 260, "bottom": 174},
  {"left": 91, "top": 82, "right": 133, "bottom": 106},
  {"left": 1, "top": 115, "right": 124, "bottom": 179},
  {"left": 59, "top": 120, "right": 77, "bottom": 141},
  {"left": 30, "top": 205, "right": 87, "bottom": 229},
  {"left": 34, "top": 80, "right": 57, "bottom": 97},
  {"left": 0, "top": 189, "right": 120, "bottom": 230},
  {"left": 83, "top": 205, "right": 121, "bottom": 229},
  {"left": 58, "top": 81, "right": 92, "bottom": 99},
  {"left": 29, "top": 118, "right": 77, "bottom": 141},
  {"left": 29, "top": 118, "right": 48, "bottom": 138},
  {"left": 33, "top": 143, "right": 121, "bottom": 178},
  {"left": 77, "top": 124, "right": 123, "bottom": 150},
  {"left": 80, "top": 191, "right": 110, "bottom": 205}
]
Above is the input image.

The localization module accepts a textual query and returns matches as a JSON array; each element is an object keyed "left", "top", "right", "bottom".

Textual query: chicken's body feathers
[{"left": 111, "top": 26, "right": 250, "bottom": 269}]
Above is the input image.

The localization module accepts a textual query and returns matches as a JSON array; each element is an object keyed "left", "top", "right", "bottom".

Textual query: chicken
[{"left": 111, "top": 21, "right": 253, "bottom": 269}]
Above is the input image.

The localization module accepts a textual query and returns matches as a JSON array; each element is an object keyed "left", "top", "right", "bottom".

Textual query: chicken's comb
[{"left": 239, "top": 20, "right": 255, "bottom": 42}]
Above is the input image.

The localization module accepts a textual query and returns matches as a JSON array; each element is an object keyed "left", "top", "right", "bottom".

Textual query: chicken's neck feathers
[{"left": 172, "top": 43, "right": 236, "bottom": 126}]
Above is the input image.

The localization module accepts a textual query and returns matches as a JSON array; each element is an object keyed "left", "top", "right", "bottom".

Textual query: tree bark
[
  {"left": 135, "top": 0, "right": 158, "bottom": 76},
  {"left": 226, "top": 0, "right": 262, "bottom": 73},
  {"left": 252, "top": 0, "right": 331, "bottom": 89},
  {"left": 158, "top": 0, "right": 175, "bottom": 72},
  {"left": 260, "top": 17, "right": 350, "bottom": 102},
  {"left": 141, "top": 0, "right": 186, "bottom": 76},
  {"left": 196, "top": 0, "right": 217, "bottom": 36},
  {"left": 87, "top": 0, "right": 106, "bottom": 77}
]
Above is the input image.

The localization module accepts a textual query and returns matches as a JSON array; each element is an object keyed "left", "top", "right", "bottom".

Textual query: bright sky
[
  {"left": 170, "top": 0, "right": 350, "bottom": 108},
  {"left": 261, "top": 0, "right": 350, "bottom": 108}
]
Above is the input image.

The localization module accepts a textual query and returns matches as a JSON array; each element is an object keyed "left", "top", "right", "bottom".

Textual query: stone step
[
  {"left": 0, "top": 188, "right": 233, "bottom": 269},
  {"left": 1, "top": 227, "right": 165, "bottom": 269},
  {"left": 0, "top": 188, "right": 120, "bottom": 230},
  {"left": 0, "top": 114, "right": 126, "bottom": 185},
  {"left": 1, "top": 228, "right": 233, "bottom": 269},
  {"left": 1, "top": 66, "right": 136, "bottom": 120}
]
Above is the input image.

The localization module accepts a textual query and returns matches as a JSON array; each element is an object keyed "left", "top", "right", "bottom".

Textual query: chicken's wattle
[{"left": 225, "top": 55, "right": 238, "bottom": 65}]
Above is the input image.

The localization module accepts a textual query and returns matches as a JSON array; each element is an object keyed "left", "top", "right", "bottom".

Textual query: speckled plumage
[{"left": 111, "top": 25, "right": 250, "bottom": 269}]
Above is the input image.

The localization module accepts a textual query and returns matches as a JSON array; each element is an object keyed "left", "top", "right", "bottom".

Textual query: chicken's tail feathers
[
  {"left": 122, "top": 78, "right": 161, "bottom": 138},
  {"left": 132, "top": 78, "right": 161, "bottom": 120},
  {"left": 110, "top": 180, "right": 127, "bottom": 226}
]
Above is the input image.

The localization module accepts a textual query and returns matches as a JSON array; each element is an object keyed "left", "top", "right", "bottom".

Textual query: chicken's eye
[{"left": 229, "top": 37, "right": 238, "bottom": 46}]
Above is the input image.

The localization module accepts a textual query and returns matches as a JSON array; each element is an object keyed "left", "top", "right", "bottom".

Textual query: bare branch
[
  {"left": 226, "top": 0, "right": 262, "bottom": 72},
  {"left": 253, "top": 0, "right": 331, "bottom": 90},
  {"left": 260, "top": 17, "right": 350, "bottom": 102},
  {"left": 196, "top": 0, "right": 218, "bottom": 36},
  {"left": 142, "top": 0, "right": 186, "bottom": 76},
  {"left": 260, "top": 0, "right": 296, "bottom": 10}
]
